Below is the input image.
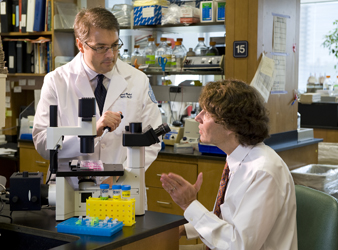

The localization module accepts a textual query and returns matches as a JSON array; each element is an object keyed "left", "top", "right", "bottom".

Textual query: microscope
[{"left": 9, "top": 98, "right": 170, "bottom": 221}]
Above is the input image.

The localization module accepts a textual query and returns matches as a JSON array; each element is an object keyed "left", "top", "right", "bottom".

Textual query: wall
[{"left": 225, "top": 0, "right": 300, "bottom": 134}]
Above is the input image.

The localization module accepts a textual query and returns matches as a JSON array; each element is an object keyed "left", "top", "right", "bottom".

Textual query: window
[{"left": 298, "top": 1, "right": 338, "bottom": 92}]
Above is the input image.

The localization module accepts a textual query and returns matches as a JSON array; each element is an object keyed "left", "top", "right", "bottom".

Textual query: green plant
[{"left": 322, "top": 20, "right": 338, "bottom": 70}]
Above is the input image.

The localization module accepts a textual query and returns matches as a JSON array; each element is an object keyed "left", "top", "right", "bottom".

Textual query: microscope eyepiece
[{"left": 154, "top": 123, "right": 171, "bottom": 137}]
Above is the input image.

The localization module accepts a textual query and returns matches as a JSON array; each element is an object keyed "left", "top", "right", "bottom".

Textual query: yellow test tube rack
[{"left": 86, "top": 197, "right": 136, "bottom": 226}]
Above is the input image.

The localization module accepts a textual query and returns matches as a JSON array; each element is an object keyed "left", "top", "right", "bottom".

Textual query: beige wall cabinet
[{"left": 18, "top": 141, "right": 49, "bottom": 183}]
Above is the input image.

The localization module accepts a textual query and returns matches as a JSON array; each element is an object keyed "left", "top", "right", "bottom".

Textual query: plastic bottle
[
  {"left": 164, "top": 42, "right": 173, "bottom": 70},
  {"left": 172, "top": 41, "right": 186, "bottom": 71},
  {"left": 143, "top": 37, "right": 157, "bottom": 66},
  {"left": 120, "top": 49, "right": 131, "bottom": 64},
  {"left": 186, "top": 48, "right": 196, "bottom": 56},
  {"left": 112, "top": 184, "right": 122, "bottom": 200},
  {"left": 121, "top": 185, "right": 131, "bottom": 200},
  {"left": 206, "top": 41, "right": 219, "bottom": 55},
  {"left": 131, "top": 45, "right": 145, "bottom": 66},
  {"left": 194, "top": 37, "right": 208, "bottom": 56},
  {"left": 100, "top": 184, "right": 109, "bottom": 200},
  {"left": 176, "top": 38, "right": 187, "bottom": 54}
]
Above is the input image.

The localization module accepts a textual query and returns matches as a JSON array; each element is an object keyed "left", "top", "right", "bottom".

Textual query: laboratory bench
[
  {"left": 0, "top": 199, "right": 186, "bottom": 250},
  {"left": 298, "top": 102, "right": 338, "bottom": 142}
]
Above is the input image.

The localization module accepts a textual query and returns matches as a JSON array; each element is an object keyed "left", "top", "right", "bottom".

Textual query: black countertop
[{"left": 0, "top": 200, "right": 186, "bottom": 250}]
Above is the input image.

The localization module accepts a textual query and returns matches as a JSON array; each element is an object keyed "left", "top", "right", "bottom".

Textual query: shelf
[
  {"left": 54, "top": 23, "right": 225, "bottom": 35},
  {"left": 8, "top": 73, "right": 46, "bottom": 77},
  {"left": 144, "top": 70, "right": 224, "bottom": 75},
  {"left": 132, "top": 22, "right": 225, "bottom": 34},
  {"left": 1, "top": 31, "right": 52, "bottom": 36}
]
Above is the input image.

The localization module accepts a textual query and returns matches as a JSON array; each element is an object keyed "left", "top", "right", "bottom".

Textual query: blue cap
[
  {"left": 121, "top": 185, "right": 131, "bottom": 191},
  {"left": 100, "top": 184, "right": 109, "bottom": 189},
  {"left": 112, "top": 184, "right": 122, "bottom": 189}
]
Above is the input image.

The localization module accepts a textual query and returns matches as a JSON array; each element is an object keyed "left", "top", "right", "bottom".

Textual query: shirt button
[{"left": 101, "top": 144, "right": 106, "bottom": 149}]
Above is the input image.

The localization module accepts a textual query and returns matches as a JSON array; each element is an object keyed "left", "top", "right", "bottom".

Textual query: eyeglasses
[{"left": 85, "top": 38, "right": 124, "bottom": 54}]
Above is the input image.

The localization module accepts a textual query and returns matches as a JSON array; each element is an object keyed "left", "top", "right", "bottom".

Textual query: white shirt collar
[
  {"left": 80, "top": 52, "right": 114, "bottom": 81},
  {"left": 227, "top": 143, "right": 255, "bottom": 172}
]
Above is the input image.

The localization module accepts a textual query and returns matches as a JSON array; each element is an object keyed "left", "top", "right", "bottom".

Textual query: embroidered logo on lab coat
[
  {"left": 120, "top": 93, "right": 132, "bottom": 99},
  {"left": 148, "top": 84, "right": 157, "bottom": 104}
]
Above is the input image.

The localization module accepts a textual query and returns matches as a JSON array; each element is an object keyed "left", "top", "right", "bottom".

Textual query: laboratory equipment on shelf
[{"left": 194, "top": 37, "right": 208, "bottom": 56}]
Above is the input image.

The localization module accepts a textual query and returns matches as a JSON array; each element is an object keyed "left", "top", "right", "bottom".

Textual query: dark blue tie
[{"left": 94, "top": 74, "right": 106, "bottom": 116}]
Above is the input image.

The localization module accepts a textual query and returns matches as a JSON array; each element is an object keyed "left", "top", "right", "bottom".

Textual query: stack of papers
[{"left": 300, "top": 93, "right": 321, "bottom": 104}]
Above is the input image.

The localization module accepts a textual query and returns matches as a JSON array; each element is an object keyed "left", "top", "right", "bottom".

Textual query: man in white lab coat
[
  {"left": 161, "top": 80, "right": 297, "bottom": 250},
  {"left": 33, "top": 7, "right": 162, "bottom": 186}
]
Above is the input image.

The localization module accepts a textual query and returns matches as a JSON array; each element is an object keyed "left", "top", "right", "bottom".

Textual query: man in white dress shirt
[{"left": 161, "top": 79, "right": 298, "bottom": 250}]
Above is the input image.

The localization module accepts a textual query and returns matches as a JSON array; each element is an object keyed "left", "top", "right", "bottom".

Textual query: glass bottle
[
  {"left": 120, "top": 49, "right": 131, "bottom": 64},
  {"left": 194, "top": 37, "right": 208, "bottom": 56},
  {"left": 164, "top": 42, "right": 173, "bottom": 70},
  {"left": 323, "top": 75, "right": 332, "bottom": 91},
  {"left": 143, "top": 37, "right": 157, "bottom": 66},
  {"left": 155, "top": 37, "right": 168, "bottom": 69},
  {"left": 186, "top": 48, "right": 196, "bottom": 56},
  {"left": 206, "top": 41, "right": 219, "bottom": 55},
  {"left": 172, "top": 41, "right": 185, "bottom": 71},
  {"left": 176, "top": 38, "right": 187, "bottom": 54},
  {"left": 131, "top": 45, "right": 145, "bottom": 66}
]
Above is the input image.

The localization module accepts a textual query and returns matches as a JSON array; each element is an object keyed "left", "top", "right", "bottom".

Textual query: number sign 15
[{"left": 233, "top": 41, "right": 248, "bottom": 58}]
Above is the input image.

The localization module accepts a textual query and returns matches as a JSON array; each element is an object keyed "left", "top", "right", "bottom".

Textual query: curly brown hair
[
  {"left": 74, "top": 7, "right": 120, "bottom": 44},
  {"left": 199, "top": 79, "right": 270, "bottom": 146}
]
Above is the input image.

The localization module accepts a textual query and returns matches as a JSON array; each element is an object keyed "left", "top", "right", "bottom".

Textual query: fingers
[
  {"left": 193, "top": 172, "right": 203, "bottom": 192},
  {"left": 98, "top": 111, "right": 122, "bottom": 133}
]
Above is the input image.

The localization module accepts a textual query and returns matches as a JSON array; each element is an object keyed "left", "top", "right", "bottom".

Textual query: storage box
[
  {"left": 216, "top": 1, "right": 226, "bottom": 22},
  {"left": 200, "top": 1, "right": 214, "bottom": 22},
  {"left": 291, "top": 164, "right": 338, "bottom": 195},
  {"left": 198, "top": 143, "right": 226, "bottom": 155},
  {"left": 134, "top": 5, "right": 168, "bottom": 26},
  {"left": 300, "top": 93, "right": 321, "bottom": 104}
]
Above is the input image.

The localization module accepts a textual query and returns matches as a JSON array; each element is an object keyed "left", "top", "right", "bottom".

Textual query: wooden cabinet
[
  {"left": 18, "top": 141, "right": 49, "bottom": 183},
  {"left": 145, "top": 153, "right": 226, "bottom": 245}
]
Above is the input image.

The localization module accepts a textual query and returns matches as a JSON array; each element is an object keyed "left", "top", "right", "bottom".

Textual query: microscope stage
[{"left": 56, "top": 163, "right": 124, "bottom": 177}]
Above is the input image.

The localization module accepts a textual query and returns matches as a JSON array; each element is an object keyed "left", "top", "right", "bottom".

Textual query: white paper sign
[
  {"left": 143, "top": 7, "right": 154, "bottom": 18},
  {"left": 28, "top": 79, "right": 35, "bottom": 86},
  {"left": 0, "top": 2, "right": 6, "bottom": 15},
  {"left": 19, "top": 79, "right": 27, "bottom": 86},
  {"left": 14, "top": 86, "right": 22, "bottom": 93}
]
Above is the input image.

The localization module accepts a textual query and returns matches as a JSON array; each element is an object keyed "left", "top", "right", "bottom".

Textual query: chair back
[{"left": 296, "top": 185, "right": 338, "bottom": 250}]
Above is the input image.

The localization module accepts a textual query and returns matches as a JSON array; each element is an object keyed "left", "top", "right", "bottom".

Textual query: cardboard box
[
  {"left": 134, "top": 5, "right": 168, "bottom": 26},
  {"left": 216, "top": 1, "right": 226, "bottom": 22},
  {"left": 200, "top": 1, "right": 214, "bottom": 22}
]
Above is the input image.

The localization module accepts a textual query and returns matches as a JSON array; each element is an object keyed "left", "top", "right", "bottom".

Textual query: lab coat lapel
[
  {"left": 70, "top": 53, "right": 95, "bottom": 99},
  {"left": 104, "top": 74, "right": 127, "bottom": 112}
]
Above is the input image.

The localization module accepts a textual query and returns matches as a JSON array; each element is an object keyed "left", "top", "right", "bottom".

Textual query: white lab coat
[{"left": 33, "top": 53, "right": 162, "bottom": 174}]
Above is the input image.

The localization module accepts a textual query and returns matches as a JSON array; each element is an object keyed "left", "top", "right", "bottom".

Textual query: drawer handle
[
  {"left": 157, "top": 201, "right": 171, "bottom": 205},
  {"left": 35, "top": 161, "right": 46, "bottom": 164},
  {"left": 156, "top": 174, "right": 162, "bottom": 177}
]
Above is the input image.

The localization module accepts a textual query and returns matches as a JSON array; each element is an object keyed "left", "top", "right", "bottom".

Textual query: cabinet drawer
[
  {"left": 147, "top": 187, "right": 183, "bottom": 215},
  {"left": 146, "top": 160, "right": 197, "bottom": 188}
]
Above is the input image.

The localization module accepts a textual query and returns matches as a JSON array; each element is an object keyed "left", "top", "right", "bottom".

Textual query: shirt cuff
[
  {"left": 184, "top": 223, "right": 200, "bottom": 239},
  {"left": 184, "top": 200, "right": 209, "bottom": 227}
]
